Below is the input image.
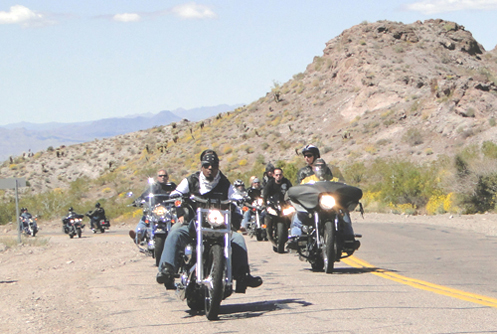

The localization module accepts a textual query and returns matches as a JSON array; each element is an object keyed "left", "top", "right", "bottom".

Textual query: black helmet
[
  {"left": 200, "top": 149, "right": 219, "bottom": 168},
  {"left": 302, "top": 144, "right": 320, "bottom": 158},
  {"left": 265, "top": 162, "right": 275, "bottom": 173},
  {"left": 95, "top": 202, "right": 101, "bottom": 208},
  {"left": 234, "top": 179, "right": 245, "bottom": 188},
  {"left": 68, "top": 207, "right": 73, "bottom": 211}
]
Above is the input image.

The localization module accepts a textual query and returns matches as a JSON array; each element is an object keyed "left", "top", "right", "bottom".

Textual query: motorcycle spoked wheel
[
  {"left": 322, "top": 221, "right": 337, "bottom": 274},
  {"left": 203, "top": 244, "right": 225, "bottom": 320},
  {"left": 154, "top": 234, "right": 167, "bottom": 267}
]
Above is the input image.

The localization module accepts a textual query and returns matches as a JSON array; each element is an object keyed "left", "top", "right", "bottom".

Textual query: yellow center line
[{"left": 342, "top": 255, "right": 497, "bottom": 308}]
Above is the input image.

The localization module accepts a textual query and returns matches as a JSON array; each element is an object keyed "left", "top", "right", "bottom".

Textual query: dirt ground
[{"left": 1, "top": 212, "right": 496, "bottom": 333}]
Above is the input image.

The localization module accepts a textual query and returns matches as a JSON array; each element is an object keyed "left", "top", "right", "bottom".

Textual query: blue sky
[{"left": 1, "top": 1, "right": 496, "bottom": 125}]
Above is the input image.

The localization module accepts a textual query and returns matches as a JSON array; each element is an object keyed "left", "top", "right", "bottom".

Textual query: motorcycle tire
[
  {"left": 69, "top": 233, "right": 74, "bottom": 239},
  {"left": 154, "top": 235, "right": 167, "bottom": 267},
  {"left": 276, "top": 221, "right": 287, "bottom": 254},
  {"left": 32, "top": 230, "right": 37, "bottom": 237},
  {"left": 255, "top": 230, "right": 264, "bottom": 242},
  {"left": 100, "top": 228, "right": 105, "bottom": 233},
  {"left": 204, "top": 244, "right": 225, "bottom": 320},
  {"left": 77, "top": 227, "right": 82, "bottom": 238},
  {"left": 323, "top": 221, "right": 337, "bottom": 274}
]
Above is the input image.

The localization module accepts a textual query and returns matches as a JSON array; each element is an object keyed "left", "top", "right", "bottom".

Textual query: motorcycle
[
  {"left": 285, "top": 181, "right": 363, "bottom": 273},
  {"left": 131, "top": 189, "right": 177, "bottom": 266},
  {"left": 21, "top": 215, "right": 38, "bottom": 237},
  {"left": 85, "top": 213, "right": 110, "bottom": 233},
  {"left": 173, "top": 195, "right": 235, "bottom": 320},
  {"left": 62, "top": 212, "right": 85, "bottom": 239},
  {"left": 265, "top": 196, "right": 295, "bottom": 253},
  {"left": 242, "top": 198, "right": 267, "bottom": 241}
]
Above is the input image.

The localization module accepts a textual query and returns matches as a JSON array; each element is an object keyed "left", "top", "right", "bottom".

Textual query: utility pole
[{"left": 0, "top": 178, "right": 27, "bottom": 244}]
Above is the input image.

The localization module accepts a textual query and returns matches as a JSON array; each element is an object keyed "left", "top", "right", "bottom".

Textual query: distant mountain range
[{"left": 0, "top": 104, "right": 241, "bottom": 162}]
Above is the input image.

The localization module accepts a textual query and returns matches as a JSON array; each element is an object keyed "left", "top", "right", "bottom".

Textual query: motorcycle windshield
[{"left": 286, "top": 181, "right": 363, "bottom": 210}]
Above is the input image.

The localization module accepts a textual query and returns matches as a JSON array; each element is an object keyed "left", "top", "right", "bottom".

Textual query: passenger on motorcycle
[
  {"left": 19, "top": 207, "right": 33, "bottom": 234},
  {"left": 262, "top": 162, "right": 275, "bottom": 188},
  {"left": 129, "top": 169, "right": 177, "bottom": 244},
  {"left": 156, "top": 149, "right": 263, "bottom": 292},
  {"left": 86, "top": 202, "right": 106, "bottom": 233},
  {"left": 240, "top": 177, "right": 263, "bottom": 232}
]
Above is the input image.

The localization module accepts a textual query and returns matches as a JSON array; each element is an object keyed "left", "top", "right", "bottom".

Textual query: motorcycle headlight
[
  {"left": 153, "top": 205, "right": 167, "bottom": 216},
  {"left": 207, "top": 210, "right": 225, "bottom": 227},
  {"left": 319, "top": 195, "right": 336, "bottom": 210},
  {"left": 267, "top": 207, "right": 277, "bottom": 216},
  {"left": 282, "top": 206, "right": 296, "bottom": 216},
  {"left": 256, "top": 198, "right": 263, "bottom": 206},
  {"left": 70, "top": 219, "right": 75, "bottom": 223}
]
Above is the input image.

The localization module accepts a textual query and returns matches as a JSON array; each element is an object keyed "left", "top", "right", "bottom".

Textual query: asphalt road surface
[{"left": 2, "top": 216, "right": 497, "bottom": 333}]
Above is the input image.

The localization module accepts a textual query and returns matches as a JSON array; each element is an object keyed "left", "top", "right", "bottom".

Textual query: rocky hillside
[{"left": 2, "top": 19, "right": 497, "bottom": 197}]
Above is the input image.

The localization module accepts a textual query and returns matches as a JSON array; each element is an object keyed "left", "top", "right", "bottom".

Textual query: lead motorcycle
[
  {"left": 285, "top": 181, "right": 363, "bottom": 273},
  {"left": 173, "top": 195, "right": 235, "bottom": 320}
]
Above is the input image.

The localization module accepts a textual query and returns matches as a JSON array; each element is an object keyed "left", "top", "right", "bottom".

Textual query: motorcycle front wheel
[
  {"left": 77, "top": 227, "right": 82, "bottom": 238},
  {"left": 204, "top": 244, "right": 225, "bottom": 320},
  {"left": 323, "top": 221, "right": 337, "bottom": 274},
  {"left": 154, "top": 234, "right": 167, "bottom": 267},
  {"left": 276, "top": 221, "right": 287, "bottom": 254}
]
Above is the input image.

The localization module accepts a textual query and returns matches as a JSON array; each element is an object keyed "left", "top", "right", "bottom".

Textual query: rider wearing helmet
[
  {"left": 19, "top": 207, "right": 32, "bottom": 233},
  {"left": 86, "top": 202, "right": 107, "bottom": 233}
]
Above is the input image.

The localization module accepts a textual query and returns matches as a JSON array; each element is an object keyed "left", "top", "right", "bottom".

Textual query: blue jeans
[
  {"left": 241, "top": 210, "right": 252, "bottom": 229},
  {"left": 134, "top": 217, "right": 149, "bottom": 243},
  {"left": 159, "top": 220, "right": 249, "bottom": 279}
]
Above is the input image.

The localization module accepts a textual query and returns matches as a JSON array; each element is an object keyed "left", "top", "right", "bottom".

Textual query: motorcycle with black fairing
[
  {"left": 62, "top": 210, "right": 85, "bottom": 239},
  {"left": 285, "top": 181, "right": 363, "bottom": 273},
  {"left": 172, "top": 195, "right": 236, "bottom": 320}
]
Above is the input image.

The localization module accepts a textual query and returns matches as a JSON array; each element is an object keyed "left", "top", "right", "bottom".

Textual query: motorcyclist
[
  {"left": 288, "top": 158, "right": 360, "bottom": 251},
  {"left": 129, "top": 169, "right": 177, "bottom": 244},
  {"left": 240, "top": 177, "right": 263, "bottom": 232},
  {"left": 263, "top": 168, "right": 292, "bottom": 230},
  {"left": 19, "top": 207, "right": 33, "bottom": 234},
  {"left": 156, "top": 149, "right": 263, "bottom": 292},
  {"left": 86, "top": 202, "right": 106, "bottom": 233}
]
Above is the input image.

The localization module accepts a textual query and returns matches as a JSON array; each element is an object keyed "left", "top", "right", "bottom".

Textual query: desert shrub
[
  {"left": 402, "top": 128, "right": 423, "bottom": 146},
  {"left": 481, "top": 141, "right": 497, "bottom": 159}
]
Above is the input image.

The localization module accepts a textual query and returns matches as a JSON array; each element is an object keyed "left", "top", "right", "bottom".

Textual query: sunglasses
[
  {"left": 304, "top": 154, "right": 314, "bottom": 158},
  {"left": 158, "top": 174, "right": 168, "bottom": 178},
  {"left": 202, "top": 162, "right": 219, "bottom": 169},
  {"left": 274, "top": 174, "right": 283, "bottom": 177}
]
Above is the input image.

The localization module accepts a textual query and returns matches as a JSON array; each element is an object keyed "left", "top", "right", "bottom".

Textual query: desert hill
[{"left": 2, "top": 19, "right": 497, "bottom": 202}]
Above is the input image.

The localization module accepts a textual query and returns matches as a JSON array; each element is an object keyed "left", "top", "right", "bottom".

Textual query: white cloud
[
  {"left": 113, "top": 13, "right": 141, "bottom": 22},
  {"left": 404, "top": 0, "right": 497, "bottom": 14},
  {"left": 171, "top": 2, "right": 217, "bottom": 19},
  {"left": 0, "top": 5, "right": 55, "bottom": 27}
]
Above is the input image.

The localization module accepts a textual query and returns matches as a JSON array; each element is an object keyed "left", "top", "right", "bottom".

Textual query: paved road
[
  {"left": 4, "top": 219, "right": 497, "bottom": 333},
  {"left": 93, "top": 220, "right": 497, "bottom": 333}
]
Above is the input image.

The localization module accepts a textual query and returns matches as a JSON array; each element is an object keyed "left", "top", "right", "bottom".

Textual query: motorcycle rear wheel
[
  {"left": 204, "top": 244, "right": 225, "bottom": 320},
  {"left": 323, "top": 221, "right": 337, "bottom": 274}
]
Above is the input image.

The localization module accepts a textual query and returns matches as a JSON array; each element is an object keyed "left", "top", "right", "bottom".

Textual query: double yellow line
[{"left": 343, "top": 256, "right": 497, "bottom": 308}]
